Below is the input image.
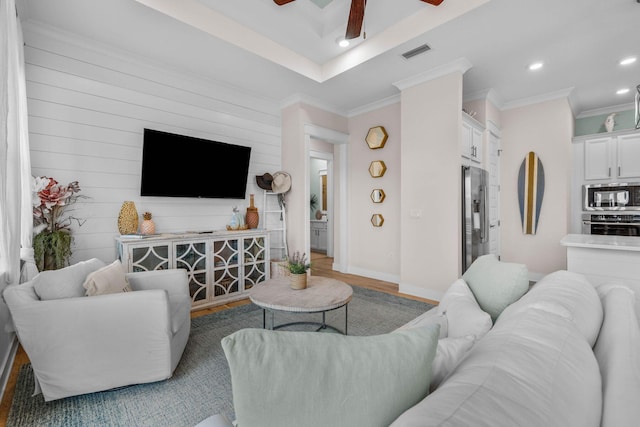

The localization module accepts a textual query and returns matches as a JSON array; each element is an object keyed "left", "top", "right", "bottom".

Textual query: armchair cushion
[
  {"left": 83, "top": 260, "right": 132, "bottom": 296},
  {"left": 33, "top": 258, "right": 106, "bottom": 300}
]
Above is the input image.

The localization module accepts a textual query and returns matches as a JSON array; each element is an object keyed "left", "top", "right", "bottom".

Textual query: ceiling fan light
[
  {"left": 620, "top": 56, "right": 637, "bottom": 66},
  {"left": 338, "top": 38, "right": 350, "bottom": 48},
  {"left": 528, "top": 62, "right": 544, "bottom": 71}
]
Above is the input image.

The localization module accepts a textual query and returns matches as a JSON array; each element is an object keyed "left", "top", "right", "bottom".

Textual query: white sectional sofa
[{"left": 205, "top": 255, "right": 640, "bottom": 427}]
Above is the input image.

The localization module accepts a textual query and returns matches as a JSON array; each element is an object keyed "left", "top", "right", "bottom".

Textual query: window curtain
[{"left": 1, "top": 0, "right": 36, "bottom": 289}]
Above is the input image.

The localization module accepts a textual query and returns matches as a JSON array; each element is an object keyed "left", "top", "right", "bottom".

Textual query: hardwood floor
[{"left": 0, "top": 252, "right": 436, "bottom": 425}]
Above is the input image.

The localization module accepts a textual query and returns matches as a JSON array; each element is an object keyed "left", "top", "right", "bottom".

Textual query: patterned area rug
[{"left": 7, "top": 286, "right": 434, "bottom": 427}]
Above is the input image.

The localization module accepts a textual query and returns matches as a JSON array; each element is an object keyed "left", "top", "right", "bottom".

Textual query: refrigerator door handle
[{"left": 480, "top": 184, "right": 489, "bottom": 243}]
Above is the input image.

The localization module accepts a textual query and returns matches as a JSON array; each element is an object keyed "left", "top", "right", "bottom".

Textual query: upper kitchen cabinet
[
  {"left": 583, "top": 131, "right": 640, "bottom": 181},
  {"left": 461, "top": 113, "right": 484, "bottom": 165}
]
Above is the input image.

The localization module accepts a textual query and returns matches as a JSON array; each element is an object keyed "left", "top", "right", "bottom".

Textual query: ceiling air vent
[{"left": 402, "top": 43, "right": 431, "bottom": 60}]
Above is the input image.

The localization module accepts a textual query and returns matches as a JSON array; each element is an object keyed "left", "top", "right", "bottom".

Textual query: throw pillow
[
  {"left": 462, "top": 254, "right": 529, "bottom": 322},
  {"left": 33, "top": 258, "right": 106, "bottom": 300},
  {"left": 395, "top": 309, "right": 448, "bottom": 338},
  {"left": 430, "top": 335, "right": 475, "bottom": 392},
  {"left": 83, "top": 259, "right": 132, "bottom": 296},
  {"left": 438, "top": 279, "right": 492, "bottom": 339},
  {"left": 222, "top": 325, "right": 440, "bottom": 427}
]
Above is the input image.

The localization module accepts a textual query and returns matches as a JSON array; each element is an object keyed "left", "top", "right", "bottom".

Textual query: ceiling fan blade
[
  {"left": 274, "top": 0, "right": 296, "bottom": 5},
  {"left": 345, "top": 0, "right": 366, "bottom": 40},
  {"left": 421, "top": 0, "right": 444, "bottom": 5}
]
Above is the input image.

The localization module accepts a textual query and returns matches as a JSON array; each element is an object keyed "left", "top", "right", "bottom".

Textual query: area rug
[{"left": 7, "top": 286, "right": 434, "bottom": 427}]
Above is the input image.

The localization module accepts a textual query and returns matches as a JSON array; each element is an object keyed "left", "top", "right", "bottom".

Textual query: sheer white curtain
[{"left": 1, "top": 0, "right": 36, "bottom": 288}]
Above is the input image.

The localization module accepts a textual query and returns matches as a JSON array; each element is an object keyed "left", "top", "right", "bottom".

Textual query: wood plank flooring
[{"left": 0, "top": 252, "right": 436, "bottom": 426}]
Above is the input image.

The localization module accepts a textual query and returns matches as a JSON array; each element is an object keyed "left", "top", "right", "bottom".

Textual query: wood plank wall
[{"left": 23, "top": 24, "right": 282, "bottom": 264}]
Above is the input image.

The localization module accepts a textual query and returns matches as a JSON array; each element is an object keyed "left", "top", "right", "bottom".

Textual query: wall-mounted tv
[{"left": 140, "top": 128, "right": 251, "bottom": 199}]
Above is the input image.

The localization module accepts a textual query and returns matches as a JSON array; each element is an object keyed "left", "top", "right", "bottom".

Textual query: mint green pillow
[
  {"left": 222, "top": 325, "right": 440, "bottom": 427},
  {"left": 462, "top": 254, "right": 529, "bottom": 322}
]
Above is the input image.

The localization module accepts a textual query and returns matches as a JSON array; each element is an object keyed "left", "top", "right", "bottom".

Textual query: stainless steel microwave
[{"left": 583, "top": 183, "right": 640, "bottom": 211}]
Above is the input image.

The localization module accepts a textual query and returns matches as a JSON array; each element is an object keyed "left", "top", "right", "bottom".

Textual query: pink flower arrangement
[{"left": 33, "top": 176, "right": 86, "bottom": 234}]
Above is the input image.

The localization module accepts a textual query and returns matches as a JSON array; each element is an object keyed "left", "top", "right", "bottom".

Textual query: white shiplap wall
[{"left": 23, "top": 23, "right": 282, "bottom": 264}]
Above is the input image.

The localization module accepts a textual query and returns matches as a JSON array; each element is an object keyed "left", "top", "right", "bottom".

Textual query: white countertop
[{"left": 561, "top": 234, "right": 640, "bottom": 252}]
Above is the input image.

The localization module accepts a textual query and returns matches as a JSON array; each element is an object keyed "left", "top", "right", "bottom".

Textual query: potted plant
[
  {"left": 287, "top": 251, "right": 311, "bottom": 290},
  {"left": 32, "top": 176, "right": 87, "bottom": 271}
]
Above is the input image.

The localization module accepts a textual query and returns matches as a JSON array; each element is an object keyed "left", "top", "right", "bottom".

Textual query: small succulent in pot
[{"left": 286, "top": 251, "right": 311, "bottom": 275}]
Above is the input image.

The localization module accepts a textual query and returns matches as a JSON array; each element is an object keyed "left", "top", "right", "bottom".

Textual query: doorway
[{"left": 310, "top": 151, "right": 333, "bottom": 257}]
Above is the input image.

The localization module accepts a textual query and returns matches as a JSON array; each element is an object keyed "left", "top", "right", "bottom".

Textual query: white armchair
[{"left": 3, "top": 260, "right": 191, "bottom": 401}]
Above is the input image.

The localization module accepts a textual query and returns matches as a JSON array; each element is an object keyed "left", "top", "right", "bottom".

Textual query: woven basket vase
[
  {"left": 289, "top": 273, "right": 307, "bottom": 290},
  {"left": 118, "top": 201, "right": 139, "bottom": 235}
]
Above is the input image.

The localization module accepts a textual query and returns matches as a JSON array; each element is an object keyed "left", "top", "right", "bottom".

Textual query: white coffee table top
[{"left": 250, "top": 276, "right": 353, "bottom": 313}]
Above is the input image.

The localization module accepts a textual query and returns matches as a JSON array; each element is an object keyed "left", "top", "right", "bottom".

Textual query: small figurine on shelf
[
  {"left": 227, "top": 206, "right": 247, "bottom": 231},
  {"left": 140, "top": 211, "right": 156, "bottom": 235}
]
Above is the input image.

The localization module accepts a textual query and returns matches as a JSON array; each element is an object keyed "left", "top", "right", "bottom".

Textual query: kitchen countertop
[{"left": 560, "top": 234, "right": 640, "bottom": 252}]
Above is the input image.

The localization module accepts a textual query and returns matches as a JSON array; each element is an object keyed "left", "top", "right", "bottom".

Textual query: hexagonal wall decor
[
  {"left": 365, "top": 126, "right": 388, "bottom": 149},
  {"left": 369, "top": 160, "right": 387, "bottom": 178},
  {"left": 371, "top": 214, "right": 384, "bottom": 227},
  {"left": 371, "top": 189, "right": 386, "bottom": 203}
]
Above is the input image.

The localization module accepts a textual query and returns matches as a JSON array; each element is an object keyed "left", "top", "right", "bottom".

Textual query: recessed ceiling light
[
  {"left": 617, "top": 88, "right": 630, "bottom": 95},
  {"left": 528, "top": 62, "right": 544, "bottom": 71},
  {"left": 336, "top": 37, "right": 349, "bottom": 48},
  {"left": 620, "top": 56, "right": 637, "bottom": 66}
]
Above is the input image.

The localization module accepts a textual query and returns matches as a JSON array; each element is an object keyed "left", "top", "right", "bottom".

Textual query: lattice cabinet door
[
  {"left": 211, "top": 238, "right": 241, "bottom": 299},
  {"left": 174, "top": 241, "right": 208, "bottom": 306},
  {"left": 129, "top": 244, "right": 170, "bottom": 272},
  {"left": 242, "top": 235, "right": 268, "bottom": 291}
]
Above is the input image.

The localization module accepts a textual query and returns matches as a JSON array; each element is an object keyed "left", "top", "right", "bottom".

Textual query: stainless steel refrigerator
[{"left": 461, "top": 165, "right": 490, "bottom": 273}]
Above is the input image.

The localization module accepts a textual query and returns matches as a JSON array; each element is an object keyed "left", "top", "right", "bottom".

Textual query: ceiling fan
[{"left": 274, "top": 0, "right": 444, "bottom": 40}]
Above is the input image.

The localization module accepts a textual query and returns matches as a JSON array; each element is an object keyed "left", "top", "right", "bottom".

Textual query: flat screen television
[{"left": 140, "top": 128, "right": 251, "bottom": 199}]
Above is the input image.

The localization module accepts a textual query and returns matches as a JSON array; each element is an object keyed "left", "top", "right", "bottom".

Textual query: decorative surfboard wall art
[{"left": 518, "top": 151, "right": 545, "bottom": 235}]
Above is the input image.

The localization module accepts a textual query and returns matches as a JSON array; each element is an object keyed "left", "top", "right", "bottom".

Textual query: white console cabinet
[{"left": 116, "top": 230, "right": 269, "bottom": 310}]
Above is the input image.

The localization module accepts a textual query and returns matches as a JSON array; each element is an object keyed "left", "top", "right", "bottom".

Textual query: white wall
[
  {"left": 500, "top": 98, "right": 574, "bottom": 278},
  {"left": 347, "top": 102, "right": 402, "bottom": 283},
  {"left": 399, "top": 72, "right": 463, "bottom": 300},
  {"left": 23, "top": 23, "right": 282, "bottom": 264}
]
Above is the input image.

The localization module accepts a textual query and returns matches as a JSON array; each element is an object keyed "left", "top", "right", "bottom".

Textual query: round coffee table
[{"left": 249, "top": 276, "right": 353, "bottom": 334}]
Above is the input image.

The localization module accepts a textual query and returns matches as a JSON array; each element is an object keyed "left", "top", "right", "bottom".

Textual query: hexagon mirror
[
  {"left": 365, "top": 126, "right": 388, "bottom": 149},
  {"left": 371, "top": 189, "right": 386, "bottom": 203},
  {"left": 369, "top": 160, "right": 387, "bottom": 178},
  {"left": 371, "top": 214, "right": 384, "bottom": 227}
]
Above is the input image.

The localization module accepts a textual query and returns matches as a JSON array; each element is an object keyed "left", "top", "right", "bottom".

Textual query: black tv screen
[{"left": 141, "top": 128, "right": 251, "bottom": 199}]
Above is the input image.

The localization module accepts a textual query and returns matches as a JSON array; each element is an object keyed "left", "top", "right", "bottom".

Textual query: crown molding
[
  {"left": 576, "top": 102, "right": 636, "bottom": 119},
  {"left": 502, "top": 87, "right": 575, "bottom": 111},
  {"left": 280, "top": 93, "right": 347, "bottom": 117},
  {"left": 392, "top": 57, "right": 472, "bottom": 91},
  {"left": 464, "top": 88, "right": 504, "bottom": 110},
  {"left": 347, "top": 94, "right": 401, "bottom": 118}
]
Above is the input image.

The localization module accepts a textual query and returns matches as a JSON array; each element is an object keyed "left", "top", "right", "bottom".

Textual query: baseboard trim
[
  {"left": 398, "top": 283, "right": 444, "bottom": 303},
  {"left": 0, "top": 335, "right": 18, "bottom": 405},
  {"left": 346, "top": 266, "right": 400, "bottom": 285}
]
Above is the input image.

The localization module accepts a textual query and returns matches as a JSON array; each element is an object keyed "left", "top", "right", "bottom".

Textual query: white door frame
[{"left": 304, "top": 124, "right": 349, "bottom": 272}]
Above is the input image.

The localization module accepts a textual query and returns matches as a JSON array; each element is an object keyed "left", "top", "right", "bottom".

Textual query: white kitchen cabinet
[
  {"left": 461, "top": 114, "right": 484, "bottom": 164},
  {"left": 310, "top": 220, "right": 327, "bottom": 252},
  {"left": 116, "top": 230, "right": 269, "bottom": 310},
  {"left": 584, "top": 132, "right": 640, "bottom": 181}
]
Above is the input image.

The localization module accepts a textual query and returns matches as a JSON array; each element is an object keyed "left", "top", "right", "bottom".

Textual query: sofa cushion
[
  {"left": 391, "top": 303, "right": 602, "bottom": 427},
  {"left": 222, "top": 325, "right": 440, "bottom": 427},
  {"left": 395, "top": 308, "right": 448, "bottom": 339},
  {"left": 83, "top": 260, "right": 132, "bottom": 296},
  {"left": 499, "top": 270, "right": 603, "bottom": 346},
  {"left": 438, "top": 279, "right": 492, "bottom": 339},
  {"left": 462, "top": 254, "right": 529, "bottom": 322},
  {"left": 430, "top": 335, "right": 475, "bottom": 392},
  {"left": 33, "top": 258, "right": 106, "bottom": 300}
]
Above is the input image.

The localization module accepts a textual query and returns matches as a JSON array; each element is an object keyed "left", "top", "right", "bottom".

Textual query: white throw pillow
[
  {"left": 395, "top": 309, "right": 448, "bottom": 339},
  {"left": 439, "top": 279, "right": 492, "bottom": 339},
  {"left": 33, "top": 258, "right": 106, "bottom": 300},
  {"left": 83, "top": 260, "right": 132, "bottom": 296},
  {"left": 430, "top": 335, "right": 476, "bottom": 391}
]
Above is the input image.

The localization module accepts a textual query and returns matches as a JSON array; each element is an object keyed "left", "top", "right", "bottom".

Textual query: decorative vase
[
  {"left": 118, "top": 201, "right": 139, "bottom": 235},
  {"left": 605, "top": 113, "right": 616, "bottom": 133},
  {"left": 246, "top": 194, "right": 259, "bottom": 229},
  {"left": 141, "top": 211, "right": 156, "bottom": 235},
  {"left": 290, "top": 272, "right": 308, "bottom": 290}
]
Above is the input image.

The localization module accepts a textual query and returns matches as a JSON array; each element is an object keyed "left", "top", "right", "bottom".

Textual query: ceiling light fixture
[
  {"left": 336, "top": 37, "right": 349, "bottom": 48},
  {"left": 620, "top": 56, "right": 637, "bottom": 66},
  {"left": 617, "top": 88, "right": 630, "bottom": 95},
  {"left": 528, "top": 62, "right": 544, "bottom": 71}
]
